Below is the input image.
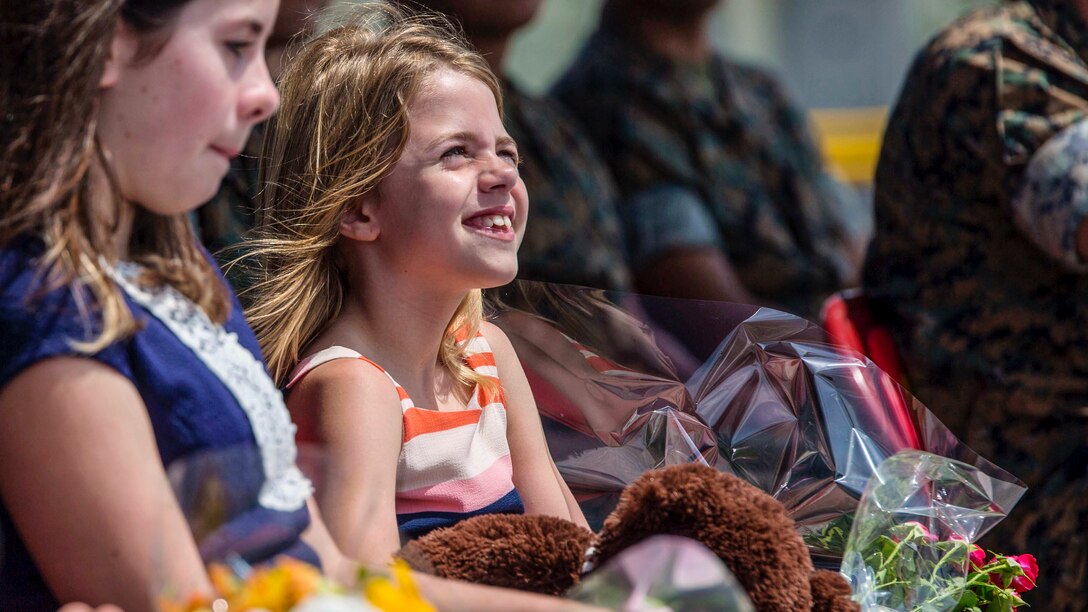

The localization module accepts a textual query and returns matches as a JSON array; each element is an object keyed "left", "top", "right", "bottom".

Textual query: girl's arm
[
  {"left": 303, "top": 500, "right": 604, "bottom": 611},
  {"left": 301, "top": 495, "right": 361, "bottom": 587},
  {"left": 287, "top": 358, "right": 405, "bottom": 567},
  {"left": 413, "top": 572, "right": 604, "bottom": 611},
  {"left": 483, "top": 322, "right": 589, "bottom": 529},
  {"left": 0, "top": 358, "right": 211, "bottom": 611}
]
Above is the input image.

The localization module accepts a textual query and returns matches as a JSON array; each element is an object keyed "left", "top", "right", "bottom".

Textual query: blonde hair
[
  {"left": 242, "top": 4, "right": 503, "bottom": 388},
  {"left": 0, "top": 0, "right": 230, "bottom": 353}
]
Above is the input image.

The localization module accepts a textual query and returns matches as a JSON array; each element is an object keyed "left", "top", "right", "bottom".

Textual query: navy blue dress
[{"left": 0, "top": 238, "right": 317, "bottom": 610}]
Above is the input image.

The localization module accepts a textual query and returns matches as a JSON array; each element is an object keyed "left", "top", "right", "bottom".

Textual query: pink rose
[
  {"left": 902, "top": 521, "right": 938, "bottom": 541},
  {"left": 968, "top": 545, "right": 987, "bottom": 569},
  {"left": 1008, "top": 554, "right": 1039, "bottom": 593},
  {"left": 989, "top": 553, "right": 1038, "bottom": 594}
]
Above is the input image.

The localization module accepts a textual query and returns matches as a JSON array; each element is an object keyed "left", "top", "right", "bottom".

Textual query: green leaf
[
  {"left": 953, "top": 589, "right": 979, "bottom": 612},
  {"left": 802, "top": 513, "right": 856, "bottom": 554},
  {"left": 984, "top": 597, "right": 1014, "bottom": 612}
]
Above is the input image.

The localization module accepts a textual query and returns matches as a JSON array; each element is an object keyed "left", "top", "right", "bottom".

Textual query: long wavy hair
[
  {"left": 0, "top": 0, "right": 231, "bottom": 351},
  {"left": 242, "top": 4, "right": 503, "bottom": 388}
]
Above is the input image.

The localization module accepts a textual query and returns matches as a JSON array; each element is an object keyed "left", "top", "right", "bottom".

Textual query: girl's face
[
  {"left": 371, "top": 68, "right": 528, "bottom": 291},
  {"left": 97, "top": 0, "right": 280, "bottom": 216}
]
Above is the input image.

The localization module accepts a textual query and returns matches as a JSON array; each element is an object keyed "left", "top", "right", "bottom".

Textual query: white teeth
[{"left": 471, "top": 214, "right": 511, "bottom": 229}]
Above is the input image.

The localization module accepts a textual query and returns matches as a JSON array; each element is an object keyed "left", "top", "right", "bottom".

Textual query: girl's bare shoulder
[{"left": 288, "top": 350, "right": 403, "bottom": 415}]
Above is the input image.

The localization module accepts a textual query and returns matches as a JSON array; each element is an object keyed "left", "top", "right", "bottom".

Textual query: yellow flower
[
  {"left": 165, "top": 557, "right": 437, "bottom": 611},
  {"left": 280, "top": 557, "right": 329, "bottom": 600},
  {"left": 362, "top": 560, "right": 436, "bottom": 612},
  {"left": 234, "top": 565, "right": 291, "bottom": 611},
  {"left": 209, "top": 564, "right": 243, "bottom": 599}
]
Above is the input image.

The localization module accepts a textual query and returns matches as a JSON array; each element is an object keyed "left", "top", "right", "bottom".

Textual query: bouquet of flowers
[
  {"left": 840, "top": 450, "right": 1031, "bottom": 611},
  {"left": 161, "top": 557, "right": 434, "bottom": 612},
  {"left": 961, "top": 548, "right": 1038, "bottom": 611},
  {"left": 488, "top": 282, "right": 1023, "bottom": 567},
  {"left": 850, "top": 522, "right": 1038, "bottom": 611}
]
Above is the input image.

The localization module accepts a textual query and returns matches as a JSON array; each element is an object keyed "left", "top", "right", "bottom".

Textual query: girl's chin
[
  {"left": 136, "top": 182, "right": 220, "bottom": 218},
  {"left": 477, "top": 266, "right": 519, "bottom": 290}
]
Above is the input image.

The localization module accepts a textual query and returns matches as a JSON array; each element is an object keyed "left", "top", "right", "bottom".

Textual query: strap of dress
[
  {"left": 287, "top": 330, "right": 497, "bottom": 407},
  {"left": 461, "top": 331, "right": 500, "bottom": 379},
  {"left": 285, "top": 346, "right": 413, "bottom": 411}
]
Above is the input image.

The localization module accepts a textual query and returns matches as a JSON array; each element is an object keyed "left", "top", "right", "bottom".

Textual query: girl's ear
[
  {"left": 99, "top": 21, "right": 139, "bottom": 89},
  {"left": 339, "top": 195, "right": 381, "bottom": 242}
]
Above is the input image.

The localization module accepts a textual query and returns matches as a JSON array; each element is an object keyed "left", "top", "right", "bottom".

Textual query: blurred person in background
[
  {"left": 862, "top": 0, "right": 1088, "bottom": 606},
  {"left": 553, "top": 0, "right": 866, "bottom": 321},
  {"left": 399, "top": 0, "right": 633, "bottom": 291}
]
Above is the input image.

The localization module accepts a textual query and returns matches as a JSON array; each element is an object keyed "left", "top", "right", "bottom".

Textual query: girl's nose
[
  {"left": 479, "top": 155, "right": 518, "bottom": 192},
  {"left": 240, "top": 59, "right": 280, "bottom": 125}
]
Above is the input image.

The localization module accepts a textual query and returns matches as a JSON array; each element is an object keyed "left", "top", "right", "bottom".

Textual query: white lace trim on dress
[{"left": 111, "top": 262, "right": 312, "bottom": 512}]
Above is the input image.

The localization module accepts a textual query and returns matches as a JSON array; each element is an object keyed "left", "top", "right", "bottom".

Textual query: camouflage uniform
[
  {"left": 502, "top": 80, "right": 633, "bottom": 290},
  {"left": 862, "top": 1, "right": 1088, "bottom": 606},
  {"left": 196, "top": 86, "right": 633, "bottom": 292},
  {"left": 553, "top": 23, "right": 863, "bottom": 320}
]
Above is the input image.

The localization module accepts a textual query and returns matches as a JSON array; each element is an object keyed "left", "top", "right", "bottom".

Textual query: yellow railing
[{"left": 808, "top": 106, "right": 888, "bottom": 185}]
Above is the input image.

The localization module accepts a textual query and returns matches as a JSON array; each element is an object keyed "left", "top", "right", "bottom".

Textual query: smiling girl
[{"left": 244, "top": 6, "right": 588, "bottom": 566}]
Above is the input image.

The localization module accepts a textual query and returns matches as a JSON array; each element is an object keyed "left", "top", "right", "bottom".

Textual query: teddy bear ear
[
  {"left": 395, "top": 513, "right": 596, "bottom": 596},
  {"left": 809, "top": 569, "right": 861, "bottom": 612}
]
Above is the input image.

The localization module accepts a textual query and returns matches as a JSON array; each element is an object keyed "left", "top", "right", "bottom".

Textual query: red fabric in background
[{"left": 822, "top": 290, "right": 920, "bottom": 449}]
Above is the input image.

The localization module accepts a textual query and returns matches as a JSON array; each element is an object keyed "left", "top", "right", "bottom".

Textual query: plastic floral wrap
[
  {"left": 167, "top": 444, "right": 315, "bottom": 568},
  {"left": 840, "top": 450, "right": 1029, "bottom": 611},
  {"left": 488, "top": 282, "right": 1021, "bottom": 564},
  {"left": 568, "top": 535, "right": 755, "bottom": 611},
  {"left": 162, "top": 446, "right": 435, "bottom": 611}
]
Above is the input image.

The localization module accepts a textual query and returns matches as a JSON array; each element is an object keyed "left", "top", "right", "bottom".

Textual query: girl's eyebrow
[
  {"left": 425, "top": 131, "right": 518, "bottom": 151},
  {"left": 496, "top": 135, "right": 518, "bottom": 150},
  {"left": 221, "top": 17, "right": 266, "bottom": 35},
  {"left": 425, "top": 131, "right": 474, "bottom": 150}
]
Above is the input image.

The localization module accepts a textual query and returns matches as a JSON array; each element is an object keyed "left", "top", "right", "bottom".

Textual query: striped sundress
[{"left": 286, "top": 332, "right": 525, "bottom": 537}]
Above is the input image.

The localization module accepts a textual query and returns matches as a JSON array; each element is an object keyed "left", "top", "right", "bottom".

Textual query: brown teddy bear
[{"left": 398, "top": 464, "right": 857, "bottom": 611}]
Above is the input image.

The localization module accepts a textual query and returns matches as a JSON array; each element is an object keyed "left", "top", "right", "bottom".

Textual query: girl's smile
[{"left": 463, "top": 205, "right": 517, "bottom": 242}]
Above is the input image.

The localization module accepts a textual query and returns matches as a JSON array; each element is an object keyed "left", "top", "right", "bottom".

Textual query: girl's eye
[
  {"left": 500, "top": 149, "right": 521, "bottom": 166},
  {"left": 224, "top": 41, "right": 253, "bottom": 57},
  {"left": 441, "top": 146, "right": 467, "bottom": 159}
]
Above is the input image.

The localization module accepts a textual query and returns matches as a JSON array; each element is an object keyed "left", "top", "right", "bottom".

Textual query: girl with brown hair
[
  {"left": 244, "top": 5, "right": 587, "bottom": 566},
  {"left": 0, "top": 0, "right": 293, "bottom": 608}
]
